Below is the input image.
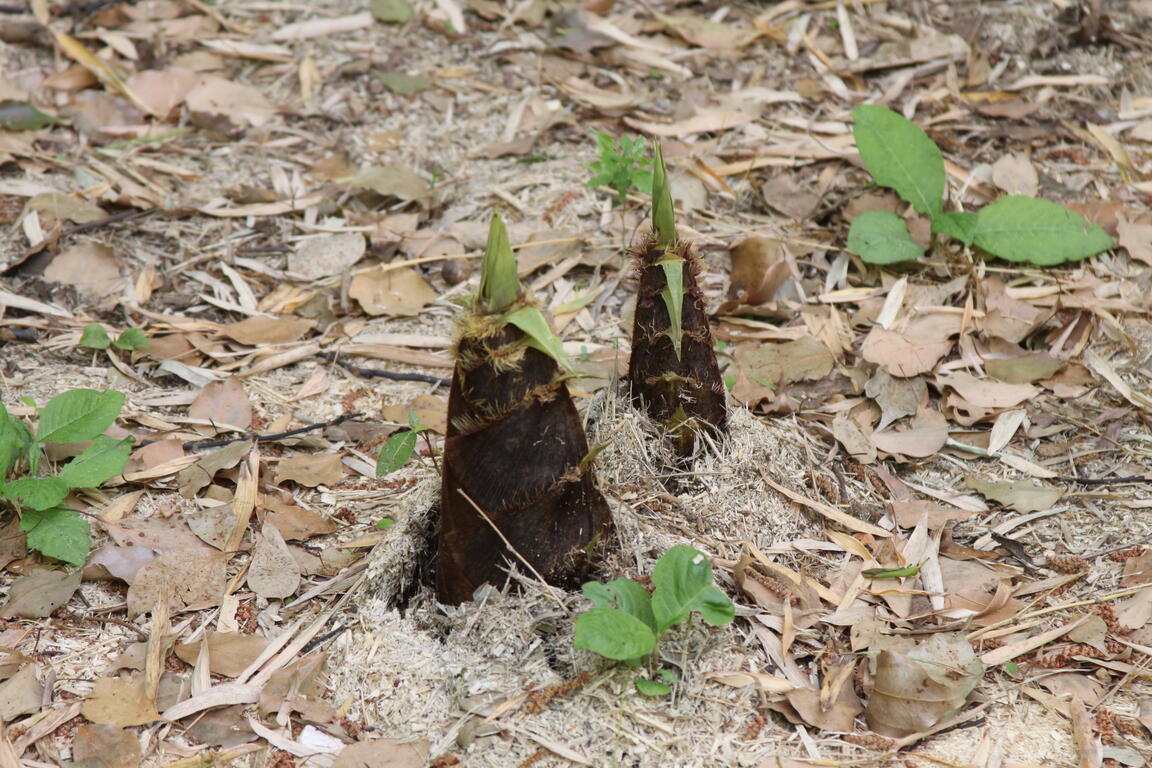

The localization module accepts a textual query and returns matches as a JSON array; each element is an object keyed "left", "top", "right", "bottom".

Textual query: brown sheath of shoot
[
  {"left": 436, "top": 214, "right": 613, "bottom": 605},
  {"left": 627, "top": 142, "right": 727, "bottom": 457}
]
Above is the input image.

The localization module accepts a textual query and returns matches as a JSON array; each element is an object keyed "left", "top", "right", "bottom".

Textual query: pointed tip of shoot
[
  {"left": 651, "top": 142, "right": 675, "bottom": 250},
  {"left": 477, "top": 213, "right": 519, "bottom": 314}
]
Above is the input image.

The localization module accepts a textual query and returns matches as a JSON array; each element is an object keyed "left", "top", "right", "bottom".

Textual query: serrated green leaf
[
  {"left": 370, "top": 0, "right": 412, "bottom": 23},
  {"left": 634, "top": 676, "right": 672, "bottom": 697},
  {"left": 658, "top": 258, "right": 685, "bottom": 360},
  {"left": 1, "top": 476, "right": 69, "bottom": 511},
  {"left": 583, "top": 578, "right": 656, "bottom": 632},
  {"left": 36, "top": 389, "right": 124, "bottom": 444},
  {"left": 650, "top": 545, "right": 734, "bottom": 633},
  {"left": 933, "top": 211, "right": 979, "bottom": 244},
  {"left": 847, "top": 210, "right": 925, "bottom": 264},
  {"left": 0, "top": 100, "right": 58, "bottom": 131},
  {"left": 59, "top": 435, "right": 132, "bottom": 488},
  {"left": 573, "top": 607, "right": 657, "bottom": 661},
  {"left": 852, "top": 105, "right": 945, "bottom": 218},
  {"left": 652, "top": 142, "right": 675, "bottom": 249},
  {"left": 477, "top": 213, "right": 519, "bottom": 314},
  {"left": 376, "top": 430, "right": 417, "bottom": 475},
  {"left": 20, "top": 507, "right": 90, "bottom": 566},
  {"left": 113, "top": 328, "right": 148, "bottom": 350},
  {"left": 505, "top": 306, "right": 573, "bottom": 372},
  {"left": 971, "top": 195, "right": 1114, "bottom": 265},
  {"left": 79, "top": 324, "right": 112, "bottom": 350}
]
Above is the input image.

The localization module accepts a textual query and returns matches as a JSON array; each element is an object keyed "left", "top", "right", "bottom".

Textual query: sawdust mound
[{"left": 328, "top": 396, "right": 824, "bottom": 765}]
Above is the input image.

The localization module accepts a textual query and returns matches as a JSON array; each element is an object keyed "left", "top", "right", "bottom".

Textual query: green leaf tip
[
  {"left": 505, "top": 306, "right": 573, "bottom": 373},
  {"left": 477, "top": 213, "right": 519, "bottom": 314},
  {"left": 651, "top": 142, "right": 675, "bottom": 249},
  {"left": 658, "top": 257, "right": 685, "bottom": 360}
]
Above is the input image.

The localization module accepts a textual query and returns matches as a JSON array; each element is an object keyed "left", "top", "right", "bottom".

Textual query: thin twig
[
  {"left": 1054, "top": 475, "right": 1151, "bottom": 486},
  {"left": 137, "top": 412, "right": 362, "bottom": 450},
  {"left": 319, "top": 351, "right": 450, "bottom": 387}
]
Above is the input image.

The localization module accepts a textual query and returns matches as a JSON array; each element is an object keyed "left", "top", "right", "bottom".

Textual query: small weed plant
[
  {"left": 0, "top": 389, "right": 132, "bottom": 565},
  {"left": 376, "top": 411, "right": 432, "bottom": 475},
  {"left": 848, "top": 104, "right": 1113, "bottom": 265},
  {"left": 79, "top": 323, "right": 149, "bottom": 353},
  {"left": 586, "top": 131, "right": 652, "bottom": 207},
  {"left": 574, "top": 545, "right": 734, "bottom": 696}
]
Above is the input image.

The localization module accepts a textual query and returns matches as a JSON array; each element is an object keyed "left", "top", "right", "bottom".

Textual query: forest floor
[{"left": 2, "top": 0, "right": 1152, "bottom": 766}]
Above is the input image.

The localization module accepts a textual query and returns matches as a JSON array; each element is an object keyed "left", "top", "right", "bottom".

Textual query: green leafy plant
[
  {"left": 376, "top": 412, "right": 431, "bottom": 475},
  {"left": 586, "top": 132, "right": 653, "bottom": 207},
  {"left": 848, "top": 104, "right": 1113, "bottom": 266},
  {"left": 0, "top": 389, "right": 132, "bottom": 565},
  {"left": 573, "top": 545, "right": 734, "bottom": 696},
  {"left": 80, "top": 323, "right": 149, "bottom": 352}
]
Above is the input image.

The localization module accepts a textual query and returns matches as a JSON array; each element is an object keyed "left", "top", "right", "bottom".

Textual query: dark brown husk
[
  {"left": 628, "top": 237, "right": 727, "bottom": 457},
  {"left": 437, "top": 321, "right": 612, "bottom": 605}
]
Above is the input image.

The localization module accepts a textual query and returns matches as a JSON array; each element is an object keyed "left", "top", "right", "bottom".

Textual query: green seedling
[
  {"left": 376, "top": 412, "right": 432, "bottom": 475},
  {"left": 80, "top": 323, "right": 149, "bottom": 353},
  {"left": 628, "top": 142, "right": 727, "bottom": 458},
  {"left": 574, "top": 545, "right": 734, "bottom": 696},
  {"left": 0, "top": 389, "right": 132, "bottom": 565},
  {"left": 587, "top": 131, "right": 653, "bottom": 207},
  {"left": 436, "top": 214, "right": 612, "bottom": 605},
  {"left": 848, "top": 104, "right": 1113, "bottom": 266}
]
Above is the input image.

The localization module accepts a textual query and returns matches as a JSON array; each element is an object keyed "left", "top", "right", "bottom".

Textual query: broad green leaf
[
  {"left": 971, "top": 195, "right": 1113, "bottom": 265},
  {"left": 370, "top": 0, "right": 412, "bottom": 23},
  {"left": 79, "top": 324, "right": 112, "bottom": 350},
  {"left": 0, "top": 476, "right": 69, "bottom": 510},
  {"left": 0, "top": 100, "right": 58, "bottom": 131},
  {"left": 113, "top": 328, "right": 148, "bottom": 350},
  {"left": 658, "top": 258, "right": 685, "bottom": 360},
  {"left": 505, "top": 306, "right": 573, "bottom": 372},
  {"left": 651, "top": 142, "right": 676, "bottom": 249},
  {"left": 852, "top": 105, "right": 945, "bottom": 218},
  {"left": 933, "top": 211, "right": 978, "bottom": 244},
  {"left": 477, "top": 214, "right": 519, "bottom": 314},
  {"left": 634, "top": 676, "right": 672, "bottom": 697},
  {"left": 36, "top": 389, "right": 124, "bottom": 443},
  {"left": 651, "top": 545, "right": 734, "bottom": 633},
  {"left": 376, "top": 430, "right": 417, "bottom": 475},
  {"left": 847, "top": 210, "right": 925, "bottom": 264},
  {"left": 20, "top": 507, "right": 91, "bottom": 566},
  {"left": 0, "top": 404, "right": 23, "bottom": 476},
  {"left": 583, "top": 578, "right": 656, "bottom": 632},
  {"left": 573, "top": 607, "right": 657, "bottom": 661},
  {"left": 59, "top": 435, "right": 132, "bottom": 488}
]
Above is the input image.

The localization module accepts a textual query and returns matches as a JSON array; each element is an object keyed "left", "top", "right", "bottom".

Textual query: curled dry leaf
[
  {"left": 177, "top": 439, "right": 253, "bottom": 499},
  {"left": 866, "top": 369, "right": 927, "bottom": 430},
  {"left": 727, "top": 236, "right": 790, "bottom": 306},
  {"left": 865, "top": 633, "right": 984, "bottom": 737},
  {"left": 83, "top": 545, "right": 157, "bottom": 583}
]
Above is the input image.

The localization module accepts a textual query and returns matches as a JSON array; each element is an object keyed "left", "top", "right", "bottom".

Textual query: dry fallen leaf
[
  {"left": 174, "top": 632, "right": 270, "bottom": 677},
  {"left": 81, "top": 673, "right": 161, "bottom": 727},
  {"left": 186, "top": 75, "right": 275, "bottom": 133},
  {"left": 265, "top": 499, "right": 338, "bottom": 540},
  {"left": 866, "top": 370, "right": 927, "bottom": 430},
  {"left": 0, "top": 664, "right": 43, "bottom": 720},
  {"left": 126, "top": 550, "right": 228, "bottom": 617},
  {"left": 964, "top": 476, "right": 1063, "bottom": 513},
  {"left": 872, "top": 407, "right": 949, "bottom": 459},
  {"left": 865, "top": 633, "right": 983, "bottom": 737},
  {"left": 288, "top": 232, "right": 367, "bottom": 279},
  {"left": 44, "top": 241, "right": 121, "bottom": 296},
  {"left": 83, "top": 545, "right": 157, "bottom": 584},
  {"left": 861, "top": 327, "right": 952, "bottom": 377},
  {"left": 189, "top": 376, "right": 252, "bottom": 432},
  {"left": 247, "top": 524, "right": 301, "bottom": 599},
  {"left": 71, "top": 723, "right": 143, "bottom": 768},
  {"left": 349, "top": 267, "right": 438, "bottom": 316},
  {"left": 220, "top": 316, "right": 315, "bottom": 345},
  {"left": 274, "top": 453, "right": 344, "bottom": 487},
  {"left": 727, "top": 236, "right": 790, "bottom": 306},
  {"left": 0, "top": 568, "right": 82, "bottom": 618},
  {"left": 177, "top": 440, "right": 252, "bottom": 499},
  {"left": 331, "top": 738, "right": 431, "bottom": 768}
]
